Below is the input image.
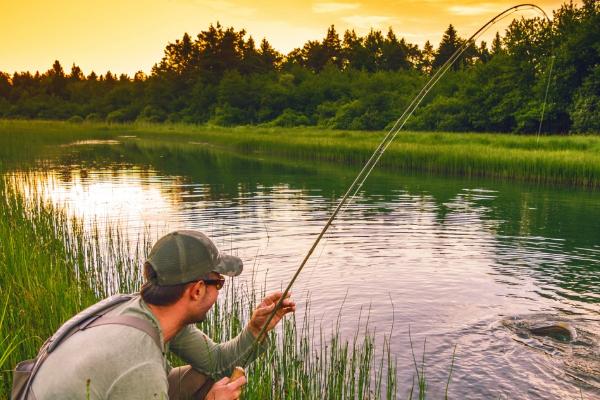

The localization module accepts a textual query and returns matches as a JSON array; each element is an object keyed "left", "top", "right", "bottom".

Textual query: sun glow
[{"left": 0, "top": 1, "right": 574, "bottom": 75}]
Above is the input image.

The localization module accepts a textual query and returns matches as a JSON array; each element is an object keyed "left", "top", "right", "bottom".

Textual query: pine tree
[
  {"left": 381, "top": 28, "right": 410, "bottom": 71},
  {"left": 491, "top": 32, "right": 503, "bottom": 55},
  {"left": 341, "top": 29, "right": 365, "bottom": 69},
  {"left": 478, "top": 41, "right": 491, "bottom": 63},
  {"left": 419, "top": 40, "right": 435, "bottom": 74},
  {"left": 69, "top": 64, "right": 84, "bottom": 81},
  {"left": 432, "top": 24, "right": 463, "bottom": 70},
  {"left": 258, "top": 38, "right": 282, "bottom": 71},
  {"left": 322, "top": 25, "right": 343, "bottom": 68}
]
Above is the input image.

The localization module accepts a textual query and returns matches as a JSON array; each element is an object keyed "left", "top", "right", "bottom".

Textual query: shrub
[
  {"left": 85, "top": 113, "right": 102, "bottom": 122},
  {"left": 67, "top": 115, "right": 84, "bottom": 124},
  {"left": 212, "top": 105, "right": 248, "bottom": 126},
  {"left": 270, "top": 109, "right": 310, "bottom": 127},
  {"left": 136, "top": 105, "right": 167, "bottom": 123},
  {"left": 106, "top": 108, "right": 135, "bottom": 124},
  {"left": 570, "top": 66, "right": 600, "bottom": 134}
]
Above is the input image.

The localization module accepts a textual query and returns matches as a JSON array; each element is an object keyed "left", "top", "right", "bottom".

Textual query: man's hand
[
  {"left": 248, "top": 291, "right": 296, "bottom": 339},
  {"left": 206, "top": 376, "right": 246, "bottom": 400}
]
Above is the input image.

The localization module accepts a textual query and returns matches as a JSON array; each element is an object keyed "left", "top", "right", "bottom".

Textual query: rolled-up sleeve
[{"left": 169, "top": 325, "right": 269, "bottom": 379}]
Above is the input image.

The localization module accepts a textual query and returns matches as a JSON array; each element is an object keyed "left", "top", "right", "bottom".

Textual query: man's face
[{"left": 191, "top": 272, "right": 221, "bottom": 323}]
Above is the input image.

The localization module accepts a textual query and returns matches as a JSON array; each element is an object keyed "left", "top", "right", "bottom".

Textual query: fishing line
[
  {"left": 538, "top": 55, "right": 556, "bottom": 142},
  {"left": 242, "top": 3, "right": 554, "bottom": 364}
]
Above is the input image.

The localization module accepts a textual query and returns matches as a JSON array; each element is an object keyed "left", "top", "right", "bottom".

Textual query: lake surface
[{"left": 4, "top": 134, "right": 600, "bottom": 399}]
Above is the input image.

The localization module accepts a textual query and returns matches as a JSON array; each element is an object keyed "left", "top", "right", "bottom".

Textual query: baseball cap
[{"left": 146, "top": 230, "right": 243, "bottom": 286}]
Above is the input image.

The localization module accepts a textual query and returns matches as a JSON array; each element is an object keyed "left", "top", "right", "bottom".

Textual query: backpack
[{"left": 11, "top": 294, "right": 161, "bottom": 400}]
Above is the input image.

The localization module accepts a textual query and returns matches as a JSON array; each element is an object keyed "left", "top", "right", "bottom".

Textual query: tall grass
[
  {"left": 0, "top": 173, "right": 403, "bottom": 399},
  {"left": 2, "top": 119, "right": 600, "bottom": 188}
]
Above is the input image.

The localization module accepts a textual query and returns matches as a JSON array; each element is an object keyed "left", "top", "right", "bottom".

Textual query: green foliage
[
  {"left": 137, "top": 105, "right": 167, "bottom": 123},
  {"left": 67, "top": 115, "right": 84, "bottom": 123},
  {"left": 85, "top": 112, "right": 102, "bottom": 122},
  {"left": 570, "top": 64, "right": 600, "bottom": 133},
  {"left": 106, "top": 108, "right": 135, "bottom": 123},
  {"left": 270, "top": 108, "right": 310, "bottom": 127}
]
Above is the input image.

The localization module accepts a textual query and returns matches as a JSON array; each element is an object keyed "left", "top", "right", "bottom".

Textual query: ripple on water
[{"left": 6, "top": 155, "right": 600, "bottom": 399}]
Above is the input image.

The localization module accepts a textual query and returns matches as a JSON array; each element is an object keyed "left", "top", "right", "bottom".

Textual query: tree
[
  {"left": 69, "top": 64, "right": 84, "bottom": 81},
  {"left": 363, "top": 29, "right": 384, "bottom": 72},
  {"left": 0, "top": 72, "right": 11, "bottom": 99},
  {"left": 153, "top": 32, "right": 198, "bottom": 76},
  {"left": 341, "top": 29, "right": 367, "bottom": 70},
  {"left": 380, "top": 28, "right": 411, "bottom": 71},
  {"left": 549, "top": 0, "right": 600, "bottom": 131},
  {"left": 133, "top": 71, "right": 147, "bottom": 82},
  {"left": 491, "top": 32, "right": 503, "bottom": 55},
  {"left": 240, "top": 36, "right": 263, "bottom": 74},
  {"left": 104, "top": 71, "right": 116, "bottom": 83},
  {"left": 477, "top": 41, "right": 491, "bottom": 63},
  {"left": 433, "top": 24, "right": 463, "bottom": 70},
  {"left": 196, "top": 23, "right": 247, "bottom": 80},
  {"left": 570, "top": 63, "right": 600, "bottom": 132},
  {"left": 47, "top": 60, "right": 67, "bottom": 97},
  {"left": 258, "top": 38, "right": 282, "bottom": 71},
  {"left": 306, "top": 40, "right": 330, "bottom": 72},
  {"left": 419, "top": 40, "right": 435, "bottom": 74},
  {"left": 322, "top": 25, "right": 343, "bottom": 68}
]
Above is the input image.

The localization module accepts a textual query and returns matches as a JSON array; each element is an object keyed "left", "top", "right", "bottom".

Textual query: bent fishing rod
[{"left": 234, "top": 3, "right": 553, "bottom": 373}]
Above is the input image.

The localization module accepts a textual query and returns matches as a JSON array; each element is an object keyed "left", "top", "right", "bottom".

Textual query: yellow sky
[{"left": 1, "top": 0, "right": 573, "bottom": 76}]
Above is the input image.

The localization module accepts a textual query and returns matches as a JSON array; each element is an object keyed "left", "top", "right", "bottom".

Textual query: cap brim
[{"left": 213, "top": 254, "right": 243, "bottom": 277}]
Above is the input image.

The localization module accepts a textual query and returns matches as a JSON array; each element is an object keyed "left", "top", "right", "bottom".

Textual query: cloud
[
  {"left": 313, "top": 2, "right": 360, "bottom": 13},
  {"left": 341, "top": 15, "right": 392, "bottom": 29},
  {"left": 447, "top": 4, "right": 498, "bottom": 16},
  {"left": 176, "top": 0, "right": 256, "bottom": 17}
]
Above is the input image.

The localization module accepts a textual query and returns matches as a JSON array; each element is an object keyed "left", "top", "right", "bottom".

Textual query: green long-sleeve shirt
[{"left": 31, "top": 295, "right": 266, "bottom": 399}]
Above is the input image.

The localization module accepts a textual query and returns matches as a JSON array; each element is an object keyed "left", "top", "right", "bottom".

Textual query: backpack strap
[
  {"left": 46, "top": 294, "right": 136, "bottom": 353},
  {"left": 17, "top": 294, "right": 157, "bottom": 400},
  {"left": 85, "top": 315, "right": 162, "bottom": 350}
]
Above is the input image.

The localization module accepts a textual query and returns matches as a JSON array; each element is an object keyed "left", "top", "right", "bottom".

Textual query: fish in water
[{"left": 529, "top": 321, "right": 577, "bottom": 342}]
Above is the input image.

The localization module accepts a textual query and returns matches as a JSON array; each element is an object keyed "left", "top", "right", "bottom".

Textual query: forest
[{"left": 0, "top": 1, "right": 598, "bottom": 133}]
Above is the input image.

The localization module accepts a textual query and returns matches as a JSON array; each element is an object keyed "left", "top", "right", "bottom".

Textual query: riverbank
[{"left": 1, "top": 119, "right": 600, "bottom": 188}]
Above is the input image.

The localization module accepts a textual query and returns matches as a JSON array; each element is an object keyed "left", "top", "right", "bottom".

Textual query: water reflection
[{"left": 4, "top": 138, "right": 600, "bottom": 399}]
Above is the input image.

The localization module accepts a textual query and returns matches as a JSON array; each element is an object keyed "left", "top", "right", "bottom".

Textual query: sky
[{"left": 1, "top": 0, "right": 574, "bottom": 76}]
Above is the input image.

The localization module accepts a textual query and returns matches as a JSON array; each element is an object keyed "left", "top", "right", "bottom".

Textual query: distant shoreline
[{"left": 1, "top": 119, "right": 599, "bottom": 189}]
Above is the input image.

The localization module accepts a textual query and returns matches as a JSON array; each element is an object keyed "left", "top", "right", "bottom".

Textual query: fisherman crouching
[{"left": 16, "top": 230, "right": 295, "bottom": 400}]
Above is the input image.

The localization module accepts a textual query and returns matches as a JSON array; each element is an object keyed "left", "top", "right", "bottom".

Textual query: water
[{"left": 5, "top": 137, "right": 600, "bottom": 399}]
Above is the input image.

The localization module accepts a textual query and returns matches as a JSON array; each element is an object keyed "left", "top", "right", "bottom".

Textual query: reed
[
  {"left": 1, "top": 119, "right": 599, "bottom": 188},
  {"left": 0, "top": 173, "right": 403, "bottom": 399}
]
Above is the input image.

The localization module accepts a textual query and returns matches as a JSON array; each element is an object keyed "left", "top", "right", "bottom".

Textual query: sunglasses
[{"left": 200, "top": 276, "right": 225, "bottom": 290}]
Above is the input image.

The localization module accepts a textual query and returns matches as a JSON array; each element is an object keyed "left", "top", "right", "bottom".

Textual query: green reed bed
[
  {"left": 0, "top": 173, "right": 403, "bottom": 399},
  {"left": 2, "top": 119, "right": 599, "bottom": 188}
]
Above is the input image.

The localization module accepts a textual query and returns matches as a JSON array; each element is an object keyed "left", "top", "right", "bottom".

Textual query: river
[{"left": 5, "top": 134, "right": 599, "bottom": 399}]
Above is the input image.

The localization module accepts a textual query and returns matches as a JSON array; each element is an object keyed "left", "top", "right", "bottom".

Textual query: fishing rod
[{"left": 236, "top": 3, "right": 554, "bottom": 372}]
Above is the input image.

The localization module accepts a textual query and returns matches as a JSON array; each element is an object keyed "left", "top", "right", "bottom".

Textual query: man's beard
[{"left": 187, "top": 310, "right": 208, "bottom": 325}]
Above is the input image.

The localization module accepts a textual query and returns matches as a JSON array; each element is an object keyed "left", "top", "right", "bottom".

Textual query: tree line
[{"left": 0, "top": 0, "right": 598, "bottom": 133}]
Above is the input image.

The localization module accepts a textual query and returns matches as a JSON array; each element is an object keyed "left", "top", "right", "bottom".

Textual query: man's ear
[{"left": 189, "top": 281, "right": 205, "bottom": 300}]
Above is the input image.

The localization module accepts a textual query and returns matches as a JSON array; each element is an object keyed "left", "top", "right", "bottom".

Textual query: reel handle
[{"left": 230, "top": 366, "right": 245, "bottom": 381}]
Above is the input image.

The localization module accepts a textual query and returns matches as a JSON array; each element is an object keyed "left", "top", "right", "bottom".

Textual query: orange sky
[{"left": 1, "top": 1, "right": 574, "bottom": 76}]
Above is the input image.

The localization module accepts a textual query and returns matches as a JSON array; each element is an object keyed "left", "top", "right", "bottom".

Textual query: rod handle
[{"left": 230, "top": 366, "right": 245, "bottom": 381}]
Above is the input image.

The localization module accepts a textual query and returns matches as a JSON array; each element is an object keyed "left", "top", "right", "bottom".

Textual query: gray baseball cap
[{"left": 146, "top": 230, "right": 243, "bottom": 286}]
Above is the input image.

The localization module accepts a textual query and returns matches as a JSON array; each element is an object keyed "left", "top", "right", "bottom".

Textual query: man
[{"left": 29, "top": 230, "right": 295, "bottom": 399}]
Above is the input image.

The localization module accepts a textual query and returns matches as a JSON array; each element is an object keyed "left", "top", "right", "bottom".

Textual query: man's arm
[
  {"left": 170, "top": 291, "right": 295, "bottom": 379},
  {"left": 169, "top": 324, "right": 267, "bottom": 379}
]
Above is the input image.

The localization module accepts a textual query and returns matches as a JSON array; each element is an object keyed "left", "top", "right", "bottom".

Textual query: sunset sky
[{"left": 1, "top": 1, "right": 574, "bottom": 76}]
